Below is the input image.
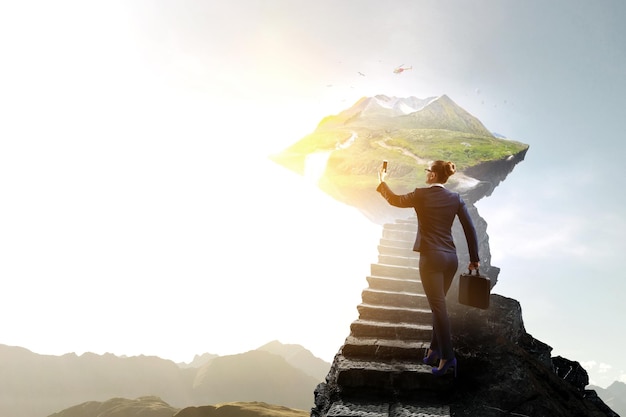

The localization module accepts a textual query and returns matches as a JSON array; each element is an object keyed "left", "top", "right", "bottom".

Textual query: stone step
[
  {"left": 326, "top": 401, "right": 389, "bottom": 417},
  {"left": 378, "top": 254, "right": 420, "bottom": 268},
  {"left": 366, "top": 276, "right": 423, "bottom": 293},
  {"left": 350, "top": 319, "right": 432, "bottom": 341},
  {"left": 389, "top": 403, "right": 451, "bottom": 417},
  {"left": 326, "top": 400, "right": 451, "bottom": 417},
  {"left": 383, "top": 219, "right": 417, "bottom": 229},
  {"left": 379, "top": 238, "right": 414, "bottom": 250},
  {"left": 382, "top": 228, "right": 415, "bottom": 242},
  {"left": 371, "top": 263, "right": 419, "bottom": 280},
  {"left": 357, "top": 303, "right": 431, "bottom": 324},
  {"left": 377, "top": 245, "right": 417, "bottom": 258},
  {"left": 361, "top": 289, "right": 430, "bottom": 309},
  {"left": 341, "top": 336, "right": 429, "bottom": 360},
  {"left": 389, "top": 402, "right": 452, "bottom": 417},
  {"left": 332, "top": 354, "right": 454, "bottom": 396}
]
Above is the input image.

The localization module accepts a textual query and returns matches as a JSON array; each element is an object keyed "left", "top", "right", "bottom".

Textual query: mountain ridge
[
  {"left": 395, "top": 94, "right": 494, "bottom": 136},
  {"left": 320, "top": 95, "right": 435, "bottom": 125},
  {"left": 0, "top": 341, "right": 328, "bottom": 417},
  {"left": 49, "top": 398, "right": 309, "bottom": 417},
  {"left": 48, "top": 396, "right": 178, "bottom": 417},
  {"left": 588, "top": 382, "right": 626, "bottom": 416},
  {"left": 192, "top": 350, "right": 318, "bottom": 409},
  {"left": 317, "top": 94, "right": 493, "bottom": 137}
]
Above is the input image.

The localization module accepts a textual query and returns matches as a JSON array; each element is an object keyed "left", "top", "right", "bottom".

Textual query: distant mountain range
[
  {"left": 49, "top": 398, "right": 308, "bottom": 417},
  {"left": 589, "top": 382, "right": 626, "bottom": 417},
  {"left": 7, "top": 338, "right": 624, "bottom": 417},
  {"left": 0, "top": 341, "right": 329, "bottom": 417}
]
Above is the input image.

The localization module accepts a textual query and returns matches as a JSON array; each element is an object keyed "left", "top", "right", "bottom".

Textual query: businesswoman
[{"left": 377, "top": 160, "right": 480, "bottom": 376}]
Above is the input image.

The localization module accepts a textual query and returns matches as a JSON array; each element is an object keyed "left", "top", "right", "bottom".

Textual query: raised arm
[
  {"left": 376, "top": 181, "right": 418, "bottom": 209},
  {"left": 376, "top": 166, "right": 418, "bottom": 208}
]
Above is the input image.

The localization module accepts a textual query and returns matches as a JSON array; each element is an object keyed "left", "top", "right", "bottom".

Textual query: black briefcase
[{"left": 458, "top": 269, "right": 491, "bottom": 309}]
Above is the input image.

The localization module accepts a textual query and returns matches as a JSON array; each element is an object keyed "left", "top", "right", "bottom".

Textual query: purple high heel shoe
[
  {"left": 432, "top": 357, "right": 457, "bottom": 377},
  {"left": 423, "top": 349, "right": 439, "bottom": 365}
]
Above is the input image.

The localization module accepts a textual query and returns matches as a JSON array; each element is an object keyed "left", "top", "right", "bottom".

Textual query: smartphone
[{"left": 382, "top": 160, "right": 388, "bottom": 172}]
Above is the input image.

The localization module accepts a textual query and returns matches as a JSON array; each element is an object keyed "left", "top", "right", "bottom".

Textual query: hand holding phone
[{"left": 378, "top": 160, "right": 388, "bottom": 184}]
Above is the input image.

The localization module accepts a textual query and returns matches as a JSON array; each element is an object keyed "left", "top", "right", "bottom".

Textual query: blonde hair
[{"left": 430, "top": 160, "right": 456, "bottom": 183}]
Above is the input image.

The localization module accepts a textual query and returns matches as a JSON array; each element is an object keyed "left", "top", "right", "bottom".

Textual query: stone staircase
[{"left": 316, "top": 218, "right": 453, "bottom": 417}]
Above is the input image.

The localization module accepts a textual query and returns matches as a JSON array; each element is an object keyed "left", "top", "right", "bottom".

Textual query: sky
[{"left": 1, "top": 0, "right": 625, "bottom": 389}]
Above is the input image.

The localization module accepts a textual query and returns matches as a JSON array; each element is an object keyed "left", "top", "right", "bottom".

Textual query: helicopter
[{"left": 393, "top": 64, "right": 412, "bottom": 74}]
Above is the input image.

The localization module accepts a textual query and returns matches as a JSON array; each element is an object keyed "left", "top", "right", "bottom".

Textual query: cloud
[
  {"left": 599, "top": 363, "right": 613, "bottom": 374},
  {"left": 479, "top": 200, "right": 589, "bottom": 261},
  {"left": 576, "top": 361, "right": 612, "bottom": 377},
  {"left": 478, "top": 173, "right": 626, "bottom": 267}
]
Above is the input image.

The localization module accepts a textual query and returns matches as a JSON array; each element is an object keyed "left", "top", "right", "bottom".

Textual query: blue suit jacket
[{"left": 377, "top": 181, "right": 479, "bottom": 262}]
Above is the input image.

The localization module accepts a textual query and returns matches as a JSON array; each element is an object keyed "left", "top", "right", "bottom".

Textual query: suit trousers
[{"left": 419, "top": 250, "right": 459, "bottom": 361}]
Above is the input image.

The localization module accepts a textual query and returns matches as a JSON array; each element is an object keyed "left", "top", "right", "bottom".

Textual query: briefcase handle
[{"left": 467, "top": 268, "right": 480, "bottom": 275}]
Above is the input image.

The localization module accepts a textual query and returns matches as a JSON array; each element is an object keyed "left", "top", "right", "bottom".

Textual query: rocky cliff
[{"left": 309, "top": 221, "right": 617, "bottom": 417}]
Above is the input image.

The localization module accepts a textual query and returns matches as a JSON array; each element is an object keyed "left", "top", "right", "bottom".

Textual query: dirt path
[
  {"left": 374, "top": 137, "right": 430, "bottom": 165},
  {"left": 374, "top": 137, "right": 479, "bottom": 191}
]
